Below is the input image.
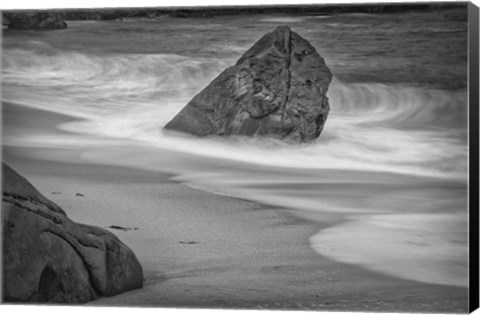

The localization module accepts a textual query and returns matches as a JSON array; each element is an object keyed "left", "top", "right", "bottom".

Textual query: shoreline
[
  {"left": 2, "top": 151, "right": 468, "bottom": 312},
  {"left": 2, "top": 102, "right": 469, "bottom": 312}
]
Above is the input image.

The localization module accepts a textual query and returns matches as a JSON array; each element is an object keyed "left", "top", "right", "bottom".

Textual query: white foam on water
[
  {"left": 2, "top": 46, "right": 468, "bottom": 180},
  {"left": 52, "top": 77, "right": 467, "bottom": 179}
]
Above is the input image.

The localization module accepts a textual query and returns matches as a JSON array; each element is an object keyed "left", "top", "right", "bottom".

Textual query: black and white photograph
[{"left": 1, "top": 1, "right": 479, "bottom": 313}]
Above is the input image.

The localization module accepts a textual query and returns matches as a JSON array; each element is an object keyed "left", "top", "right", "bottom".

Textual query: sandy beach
[
  {"left": 1, "top": 8, "right": 470, "bottom": 311},
  {"left": 2, "top": 103, "right": 468, "bottom": 312}
]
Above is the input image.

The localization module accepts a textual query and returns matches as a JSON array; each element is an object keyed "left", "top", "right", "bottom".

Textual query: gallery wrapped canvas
[{"left": 1, "top": 1, "right": 478, "bottom": 313}]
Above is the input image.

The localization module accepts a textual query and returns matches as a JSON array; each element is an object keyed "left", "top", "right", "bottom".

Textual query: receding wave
[{"left": 2, "top": 48, "right": 468, "bottom": 179}]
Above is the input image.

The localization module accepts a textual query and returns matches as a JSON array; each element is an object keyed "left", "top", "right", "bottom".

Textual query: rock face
[
  {"left": 164, "top": 25, "right": 332, "bottom": 143},
  {"left": 3, "top": 11, "right": 67, "bottom": 30},
  {"left": 2, "top": 163, "right": 143, "bottom": 303}
]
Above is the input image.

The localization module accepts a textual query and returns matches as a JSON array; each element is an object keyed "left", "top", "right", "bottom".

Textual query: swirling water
[{"left": 2, "top": 8, "right": 469, "bottom": 287}]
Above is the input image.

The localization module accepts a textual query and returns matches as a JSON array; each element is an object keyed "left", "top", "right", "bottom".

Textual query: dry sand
[{"left": 2, "top": 103, "right": 468, "bottom": 312}]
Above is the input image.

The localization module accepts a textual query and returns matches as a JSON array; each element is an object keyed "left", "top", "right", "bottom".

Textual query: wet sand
[{"left": 2, "top": 103, "right": 468, "bottom": 312}]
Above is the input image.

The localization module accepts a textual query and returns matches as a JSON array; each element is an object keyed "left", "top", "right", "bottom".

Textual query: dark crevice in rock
[
  {"left": 280, "top": 27, "right": 292, "bottom": 127},
  {"left": 3, "top": 195, "right": 64, "bottom": 224},
  {"left": 3, "top": 191, "right": 65, "bottom": 215},
  {"left": 37, "top": 265, "right": 65, "bottom": 302},
  {"left": 41, "top": 230, "right": 103, "bottom": 297},
  {"left": 66, "top": 231, "right": 102, "bottom": 250},
  {"left": 249, "top": 107, "right": 278, "bottom": 120}
]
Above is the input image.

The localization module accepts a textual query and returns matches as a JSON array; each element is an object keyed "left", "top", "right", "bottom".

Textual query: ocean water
[{"left": 2, "top": 8, "right": 469, "bottom": 288}]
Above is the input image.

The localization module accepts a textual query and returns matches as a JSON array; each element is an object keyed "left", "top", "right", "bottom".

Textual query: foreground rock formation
[
  {"left": 2, "top": 11, "right": 67, "bottom": 30},
  {"left": 164, "top": 25, "right": 332, "bottom": 143},
  {"left": 2, "top": 163, "right": 143, "bottom": 303}
]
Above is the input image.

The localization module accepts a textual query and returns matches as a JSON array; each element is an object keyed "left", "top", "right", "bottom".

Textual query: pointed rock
[{"left": 164, "top": 25, "right": 332, "bottom": 143}]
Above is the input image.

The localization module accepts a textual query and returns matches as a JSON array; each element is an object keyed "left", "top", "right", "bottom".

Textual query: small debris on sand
[{"left": 108, "top": 225, "right": 139, "bottom": 231}]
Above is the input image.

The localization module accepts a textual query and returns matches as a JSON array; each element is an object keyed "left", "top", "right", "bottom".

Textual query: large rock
[
  {"left": 2, "top": 163, "right": 143, "bottom": 303},
  {"left": 164, "top": 25, "right": 332, "bottom": 143},
  {"left": 3, "top": 11, "right": 67, "bottom": 30}
]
